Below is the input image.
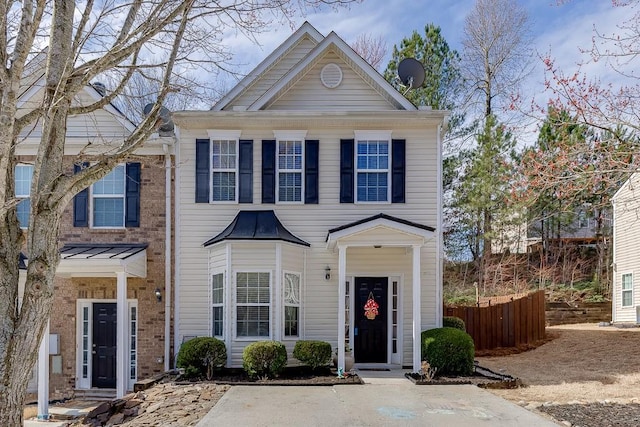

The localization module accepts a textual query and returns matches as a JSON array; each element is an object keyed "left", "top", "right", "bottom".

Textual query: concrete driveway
[{"left": 196, "top": 380, "right": 558, "bottom": 426}]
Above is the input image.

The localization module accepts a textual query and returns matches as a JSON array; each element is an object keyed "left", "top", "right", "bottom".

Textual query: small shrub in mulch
[
  {"left": 421, "top": 327, "right": 474, "bottom": 376},
  {"left": 242, "top": 340, "right": 288, "bottom": 379},
  {"left": 443, "top": 316, "right": 466, "bottom": 331},
  {"left": 293, "top": 340, "right": 332, "bottom": 371},
  {"left": 176, "top": 337, "right": 226, "bottom": 380}
]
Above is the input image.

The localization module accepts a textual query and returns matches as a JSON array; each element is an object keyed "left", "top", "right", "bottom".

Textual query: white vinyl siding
[
  {"left": 92, "top": 164, "right": 126, "bottom": 228},
  {"left": 267, "top": 52, "right": 397, "bottom": 111},
  {"left": 177, "top": 126, "right": 439, "bottom": 366},
  {"left": 622, "top": 273, "right": 633, "bottom": 307},
  {"left": 15, "top": 164, "right": 33, "bottom": 228},
  {"left": 612, "top": 172, "right": 640, "bottom": 322},
  {"left": 235, "top": 272, "right": 271, "bottom": 338},
  {"left": 211, "top": 139, "right": 238, "bottom": 202}
]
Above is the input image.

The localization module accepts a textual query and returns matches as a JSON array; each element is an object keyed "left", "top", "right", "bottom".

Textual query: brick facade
[{"left": 43, "top": 155, "right": 172, "bottom": 399}]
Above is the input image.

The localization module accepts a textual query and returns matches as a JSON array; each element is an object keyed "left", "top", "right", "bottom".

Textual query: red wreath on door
[{"left": 364, "top": 292, "right": 379, "bottom": 320}]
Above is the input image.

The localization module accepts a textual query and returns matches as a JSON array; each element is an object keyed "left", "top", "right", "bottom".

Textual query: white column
[
  {"left": 412, "top": 245, "right": 422, "bottom": 372},
  {"left": 116, "top": 272, "right": 127, "bottom": 398},
  {"left": 37, "top": 320, "right": 50, "bottom": 420},
  {"left": 337, "top": 245, "right": 347, "bottom": 369}
]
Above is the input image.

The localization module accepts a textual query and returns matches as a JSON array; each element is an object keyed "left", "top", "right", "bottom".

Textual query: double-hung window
[
  {"left": 92, "top": 164, "right": 126, "bottom": 227},
  {"left": 277, "top": 140, "right": 303, "bottom": 202},
  {"left": 236, "top": 272, "right": 270, "bottom": 338},
  {"left": 212, "top": 272, "right": 224, "bottom": 337},
  {"left": 355, "top": 132, "right": 390, "bottom": 202},
  {"left": 15, "top": 164, "right": 33, "bottom": 228},
  {"left": 284, "top": 272, "right": 301, "bottom": 337},
  {"left": 622, "top": 273, "right": 633, "bottom": 307},
  {"left": 211, "top": 140, "right": 237, "bottom": 202}
]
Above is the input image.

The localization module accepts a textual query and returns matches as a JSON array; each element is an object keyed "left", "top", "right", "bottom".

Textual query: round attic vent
[{"left": 320, "top": 63, "right": 343, "bottom": 89}]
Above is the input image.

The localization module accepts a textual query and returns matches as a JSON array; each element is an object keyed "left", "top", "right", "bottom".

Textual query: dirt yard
[{"left": 477, "top": 323, "right": 640, "bottom": 405}]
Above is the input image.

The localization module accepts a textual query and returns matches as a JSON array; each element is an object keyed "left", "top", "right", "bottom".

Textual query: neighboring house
[
  {"left": 491, "top": 205, "right": 611, "bottom": 255},
  {"left": 16, "top": 55, "right": 174, "bottom": 401},
  {"left": 611, "top": 173, "right": 640, "bottom": 324},
  {"left": 172, "top": 22, "right": 447, "bottom": 371}
]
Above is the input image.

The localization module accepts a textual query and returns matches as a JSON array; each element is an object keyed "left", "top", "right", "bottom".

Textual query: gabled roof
[
  {"left": 212, "top": 22, "right": 324, "bottom": 111},
  {"left": 213, "top": 21, "right": 416, "bottom": 112},
  {"left": 247, "top": 31, "right": 416, "bottom": 111},
  {"left": 326, "top": 213, "right": 435, "bottom": 250},
  {"left": 203, "top": 210, "right": 310, "bottom": 247}
]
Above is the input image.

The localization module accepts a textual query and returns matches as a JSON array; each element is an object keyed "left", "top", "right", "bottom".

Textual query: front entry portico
[{"left": 326, "top": 214, "right": 435, "bottom": 372}]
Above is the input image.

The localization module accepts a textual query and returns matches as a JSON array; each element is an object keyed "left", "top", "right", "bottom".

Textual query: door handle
[{"left": 92, "top": 351, "right": 96, "bottom": 354}]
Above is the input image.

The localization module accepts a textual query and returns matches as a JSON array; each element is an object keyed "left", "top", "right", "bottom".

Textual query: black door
[
  {"left": 92, "top": 303, "right": 117, "bottom": 388},
  {"left": 354, "top": 277, "right": 388, "bottom": 363}
]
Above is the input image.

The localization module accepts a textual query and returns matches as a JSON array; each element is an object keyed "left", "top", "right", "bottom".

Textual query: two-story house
[
  {"left": 17, "top": 53, "right": 173, "bottom": 403},
  {"left": 172, "top": 22, "right": 447, "bottom": 372}
]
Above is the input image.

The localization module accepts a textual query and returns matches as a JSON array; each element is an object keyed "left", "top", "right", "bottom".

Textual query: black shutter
[
  {"left": 73, "top": 163, "right": 89, "bottom": 227},
  {"left": 262, "top": 140, "right": 276, "bottom": 204},
  {"left": 340, "top": 139, "right": 354, "bottom": 203},
  {"left": 125, "top": 163, "right": 141, "bottom": 227},
  {"left": 305, "top": 140, "right": 319, "bottom": 204},
  {"left": 195, "top": 138, "right": 210, "bottom": 203},
  {"left": 391, "top": 139, "right": 406, "bottom": 203},
  {"left": 238, "top": 140, "right": 253, "bottom": 203}
]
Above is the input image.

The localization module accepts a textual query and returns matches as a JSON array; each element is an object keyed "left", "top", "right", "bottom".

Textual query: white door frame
[{"left": 75, "top": 299, "right": 138, "bottom": 391}]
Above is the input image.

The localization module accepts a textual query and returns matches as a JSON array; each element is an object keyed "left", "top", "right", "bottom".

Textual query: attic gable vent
[{"left": 320, "top": 63, "right": 343, "bottom": 89}]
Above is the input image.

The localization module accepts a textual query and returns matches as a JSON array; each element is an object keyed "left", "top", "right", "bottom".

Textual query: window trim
[
  {"left": 15, "top": 164, "right": 33, "bottom": 229},
  {"left": 234, "top": 270, "right": 272, "bottom": 340},
  {"left": 622, "top": 272, "right": 633, "bottom": 308},
  {"left": 211, "top": 270, "right": 225, "bottom": 338},
  {"left": 354, "top": 130, "right": 392, "bottom": 204},
  {"left": 282, "top": 270, "right": 302, "bottom": 340},
  {"left": 90, "top": 164, "right": 126, "bottom": 229},
  {"left": 274, "top": 130, "right": 306, "bottom": 204},
  {"left": 207, "top": 130, "right": 242, "bottom": 204}
]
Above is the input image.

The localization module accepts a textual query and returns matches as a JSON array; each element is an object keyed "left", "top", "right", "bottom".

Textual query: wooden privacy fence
[{"left": 444, "top": 290, "right": 546, "bottom": 351}]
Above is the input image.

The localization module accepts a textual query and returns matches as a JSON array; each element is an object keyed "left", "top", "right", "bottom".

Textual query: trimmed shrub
[
  {"left": 242, "top": 341, "right": 288, "bottom": 379},
  {"left": 176, "top": 337, "right": 227, "bottom": 379},
  {"left": 443, "top": 316, "right": 466, "bottom": 331},
  {"left": 293, "top": 340, "right": 332, "bottom": 370},
  {"left": 421, "top": 327, "right": 474, "bottom": 376}
]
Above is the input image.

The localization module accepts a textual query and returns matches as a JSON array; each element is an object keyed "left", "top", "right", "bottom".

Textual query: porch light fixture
[
  {"left": 325, "top": 266, "right": 331, "bottom": 281},
  {"left": 154, "top": 288, "right": 162, "bottom": 303}
]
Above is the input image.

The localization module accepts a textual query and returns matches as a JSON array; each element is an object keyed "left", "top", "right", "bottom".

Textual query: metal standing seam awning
[{"left": 55, "top": 243, "right": 148, "bottom": 278}]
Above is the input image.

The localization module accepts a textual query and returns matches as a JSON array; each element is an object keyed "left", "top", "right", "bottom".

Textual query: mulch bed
[
  {"left": 404, "top": 364, "right": 521, "bottom": 389},
  {"left": 538, "top": 402, "right": 640, "bottom": 427},
  {"left": 176, "top": 366, "right": 362, "bottom": 386}
]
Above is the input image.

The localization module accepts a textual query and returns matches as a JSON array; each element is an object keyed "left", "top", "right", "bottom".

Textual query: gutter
[{"left": 163, "top": 142, "right": 173, "bottom": 371}]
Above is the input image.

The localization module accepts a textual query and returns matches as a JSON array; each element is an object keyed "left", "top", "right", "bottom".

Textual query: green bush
[
  {"left": 421, "top": 327, "right": 474, "bottom": 376},
  {"left": 176, "top": 337, "right": 227, "bottom": 379},
  {"left": 443, "top": 316, "right": 466, "bottom": 331},
  {"left": 242, "top": 341, "right": 288, "bottom": 379},
  {"left": 293, "top": 340, "right": 332, "bottom": 370}
]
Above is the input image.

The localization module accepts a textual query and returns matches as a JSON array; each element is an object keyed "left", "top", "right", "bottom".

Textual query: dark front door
[
  {"left": 354, "top": 277, "right": 388, "bottom": 363},
  {"left": 92, "top": 303, "right": 117, "bottom": 388}
]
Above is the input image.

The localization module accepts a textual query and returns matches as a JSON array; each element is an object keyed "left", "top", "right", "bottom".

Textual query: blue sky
[{"left": 224, "top": 0, "right": 628, "bottom": 95}]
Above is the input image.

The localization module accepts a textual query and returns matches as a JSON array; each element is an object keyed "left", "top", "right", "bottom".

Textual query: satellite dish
[
  {"left": 144, "top": 103, "right": 174, "bottom": 133},
  {"left": 398, "top": 58, "right": 425, "bottom": 91}
]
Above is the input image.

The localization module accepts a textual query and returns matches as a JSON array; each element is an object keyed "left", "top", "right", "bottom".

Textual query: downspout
[
  {"left": 435, "top": 118, "right": 446, "bottom": 326},
  {"left": 163, "top": 141, "right": 173, "bottom": 371}
]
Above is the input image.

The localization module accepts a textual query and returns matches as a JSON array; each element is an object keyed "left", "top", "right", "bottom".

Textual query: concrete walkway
[{"left": 196, "top": 370, "right": 559, "bottom": 427}]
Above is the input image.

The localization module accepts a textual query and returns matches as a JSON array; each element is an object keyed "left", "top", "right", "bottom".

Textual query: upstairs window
[
  {"left": 277, "top": 140, "right": 303, "bottom": 202},
  {"left": 92, "top": 165, "right": 126, "bottom": 227},
  {"left": 212, "top": 139, "right": 238, "bottom": 202},
  {"left": 356, "top": 140, "right": 389, "bottom": 202},
  {"left": 15, "top": 164, "right": 33, "bottom": 228}
]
